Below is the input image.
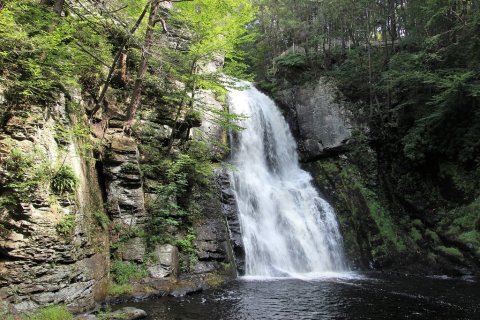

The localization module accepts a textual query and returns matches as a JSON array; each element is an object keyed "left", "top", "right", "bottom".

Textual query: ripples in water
[{"left": 116, "top": 272, "right": 480, "bottom": 320}]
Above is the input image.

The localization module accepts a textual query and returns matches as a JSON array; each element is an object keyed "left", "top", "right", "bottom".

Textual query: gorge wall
[
  {"left": 273, "top": 77, "right": 480, "bottom": 276},
  {"left": 0, "top": 86, "right": 236, "bottom": 315},
  {"left": 0, "top": 93, "right": 109, "bottom": 314}
]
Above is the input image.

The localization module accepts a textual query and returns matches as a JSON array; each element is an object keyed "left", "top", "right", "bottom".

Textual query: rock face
[
  {"left": 104, "top": 131, "right": 147, "bottom": 227},
  {"left": 147, "top": 244, "right": 179, "bottom": 278},
  {"left": 189, "top": 181, "right": 235, "bottom": 276},
  {"left": 121, "top": 237, "right": 146, "bottom": 263},
  {"left": 195, "top": 90, "right": 228, "bottom": 160},
  {"left": 276, "top": 78, "right": 352, "bottom": 161},
  {"left": 0, "top": 98, "right": 109, "bottom": 314},
  {"left": 216, "top": 170, "right": 244, "bottom": 275}
]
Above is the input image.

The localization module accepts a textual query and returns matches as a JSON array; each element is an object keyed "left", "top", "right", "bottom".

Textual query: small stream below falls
[{"left": 117, "top": 273, "right": 480, "bottom": 319}]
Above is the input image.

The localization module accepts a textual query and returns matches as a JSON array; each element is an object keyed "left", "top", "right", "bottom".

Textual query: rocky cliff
[
  {"left": 0, "top": 93, "right": 109, "bottom": 314},
  {"left": 0, "top": 85, "right": 238, "bottom": 315},
  {"left": 276, "top": 78, "right": 352, "bottom": 161},
  {"left": 272, "top": 78, "right": 480, "bottom": 276}
]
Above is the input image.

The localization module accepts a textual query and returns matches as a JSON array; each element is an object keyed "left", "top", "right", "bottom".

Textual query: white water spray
[{"left": 228, "top": 83, "right": 347, "bottom": 278}]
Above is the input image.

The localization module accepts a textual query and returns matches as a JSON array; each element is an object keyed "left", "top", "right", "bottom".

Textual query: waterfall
[{"left": 228, "top": 83, "right": 347, "bottom": 278}]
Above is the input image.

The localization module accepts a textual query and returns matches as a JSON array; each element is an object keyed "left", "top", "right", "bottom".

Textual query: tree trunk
[
  {"left": 54, "top": 0, "right": 64, "bottom": 16},
  {"left": 119, "top": 52, "right": 128, "bottom": 84},
  {"left": 124, "top": 0, "right": 161, "bottom": 130},
  {"left": 40, "top": 0, "right": 64, "bottom": 16},
  {"left": 167, "top": 58, "right": 198, "bottom": 152},
  {"left": 89, "top": 1, "right": 150, "bottom": 117}
]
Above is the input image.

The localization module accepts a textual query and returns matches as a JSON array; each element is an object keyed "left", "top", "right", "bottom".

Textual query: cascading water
[{"left": 228, "top": 83, "right": 347, "bottom": 278}]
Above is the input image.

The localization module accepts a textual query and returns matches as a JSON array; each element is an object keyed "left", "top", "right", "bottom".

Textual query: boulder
[
  {"left": 110, "top": 307, "right": 147, "bottom": 320},
  {"left": 121, "top": 237, "right": 146, "bottom": 263},
  {"left": 147, "top": 244, "right": 179, "bottom": 278}
]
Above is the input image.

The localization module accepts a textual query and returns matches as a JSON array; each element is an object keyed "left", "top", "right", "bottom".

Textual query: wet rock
[
  {"left": 75, "top": 314, "right": 98, "bottom": 320},
  {"left": 147, "top": 244, "right": 179, "bottom": 278},
  {"left": 193, "top": 261, "right": 218, "bottom": 274},
  {"left": 122, "top": 237, "right": 146, "bottom": 263},
  {"left": 216, "top": 170, "right": 245, "bottom": 274},
  {"left": 170, "top": 282, "right": 203, "bottom": 297},
  {"left": 110, "top": 307, "right": 147, "bottom": 320}
]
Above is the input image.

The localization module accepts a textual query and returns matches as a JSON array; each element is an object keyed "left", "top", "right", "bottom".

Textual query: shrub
[
  {"left": 106, "top": 283, "right": 133, "bottom": 297},
  {"left": 26, "top": 305, "right": 73, "bottom": 320},
  {"left": 51, "top": 165, "right": 79, "bottom": 195},
  {"left": 3, "top": 148, "right": 50, "bottom": 198},
  {"left": 110, "top": 260, "right": 147, "bottom": 285},
  {"left": 56, "top": 215, "right": 76, "bottom": 238},
  {"left": 274, "top": 53, "right": 307, "bottom": 69}
]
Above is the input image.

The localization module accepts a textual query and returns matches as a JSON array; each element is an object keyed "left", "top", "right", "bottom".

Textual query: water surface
[{"left": 118, "top": 273, "right": 480, "bottom": 319}]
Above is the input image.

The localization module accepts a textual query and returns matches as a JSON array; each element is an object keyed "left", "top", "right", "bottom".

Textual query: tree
[
  {"left": 124, "top": 0, "right": 165, "bottom": 130},
  {"left": 161, "top": 0, "right": 255, "bottom": 148},
  {"left": 40, "top": 0, "right": 64, "bottom": 16}
]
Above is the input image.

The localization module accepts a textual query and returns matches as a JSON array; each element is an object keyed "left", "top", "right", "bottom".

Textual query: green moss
[
  {"left": 356, "top": 182, "right": 407, "bottom": 253},
  {"left": 425, "top": 229, "right": 440, "bottom": 243},
  {"left": 93, "top": 211, "right": 110, "bottom": 231},
  {"left": 56, "top": 215, "right": 76, "bottom": 238},
  {"left": 205, "top": 274, "right": 225, "bottom": 287},
  {"left": 439, "top": 198, "right": 480, "bottom": 247},
  {"left": 107, "top": 283, "right": 133, "bottom": 296},
  {"left": 426, "top": 252, "right": 438, "bottom": 263},
  {"left": 412, "top": 219, "right": 423, "bottom": 228},
  {"left": 313, "top": 160, "right": 339, "bottom": 184},
  {"left": 439, "top": 162, "right": 479, "bottom": 196},
  {"left": 458, "top": 231, "right": 480, "bottom": 248},
  {"left": 409, "top": 227, "right": 423, "bottom": 243},
  {"left": 438, "top": 246, "right": 464, "bottom": 260},
  {"left": 26, "top": 305, "right": 73, "bottom": 320}
]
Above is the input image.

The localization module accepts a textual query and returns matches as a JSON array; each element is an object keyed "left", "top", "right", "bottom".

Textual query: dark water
[{"left": 118, "top": 272, "right": 480, "bottom": 319}]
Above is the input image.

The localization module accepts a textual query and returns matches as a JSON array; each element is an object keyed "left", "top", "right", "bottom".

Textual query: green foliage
[
  {"left": 0, "top": 0, "right": 111, "bottom": 104},
  {"left": 425, "top": 229, "right": 440, "bottom": 243},
  {"left": 110, "top": 260, "right": 147, "bottom": 285},
  {"left": 120, "top": 162, "right": 139, "bottom": 174},
  {"left": 355, "top": 181, "right": 407, "bottom": 254},
  {"left": 409, "top": 228, "right": 423, "bottom": 244},
  {"left": 93, "top": 211, "right": 110, "bottom": 231},
  {"left": 110, "top": 224, "right": 145, "bottom": 251},
  {"left": 458, "top": 231, "right": 480, "bottom": 249},
  {"left": 0, "top": 195, "right": 16, "bottom": 211},
  {"left": 176, "top": 233, "right": 198, "bottom": 272},
  {"left": 437, "top": 198, "right": 480, "bottom": 250},
  {"left": 145, "top": 140, "right": 214, "bottom": 247},
  {"left": 3, "top": 147, "right": 50, "bottom": 200},
  {"left": 437, "top": 246, "right": 464, "bottom": 261},
  {"left": 107, "top": 283, "right": 133, "bottom": 297},
  {"left": 51, "top": 165, "right": 79, "bottom": 195},
  {"left": 56, "top": 214, "right": 76, "bottom": 238},
  {"left": 25, "top": 305, "right": 73, "bottom": 320},
  {"left": 274, "top": 53, "right": 307, "bottom": 69}
]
